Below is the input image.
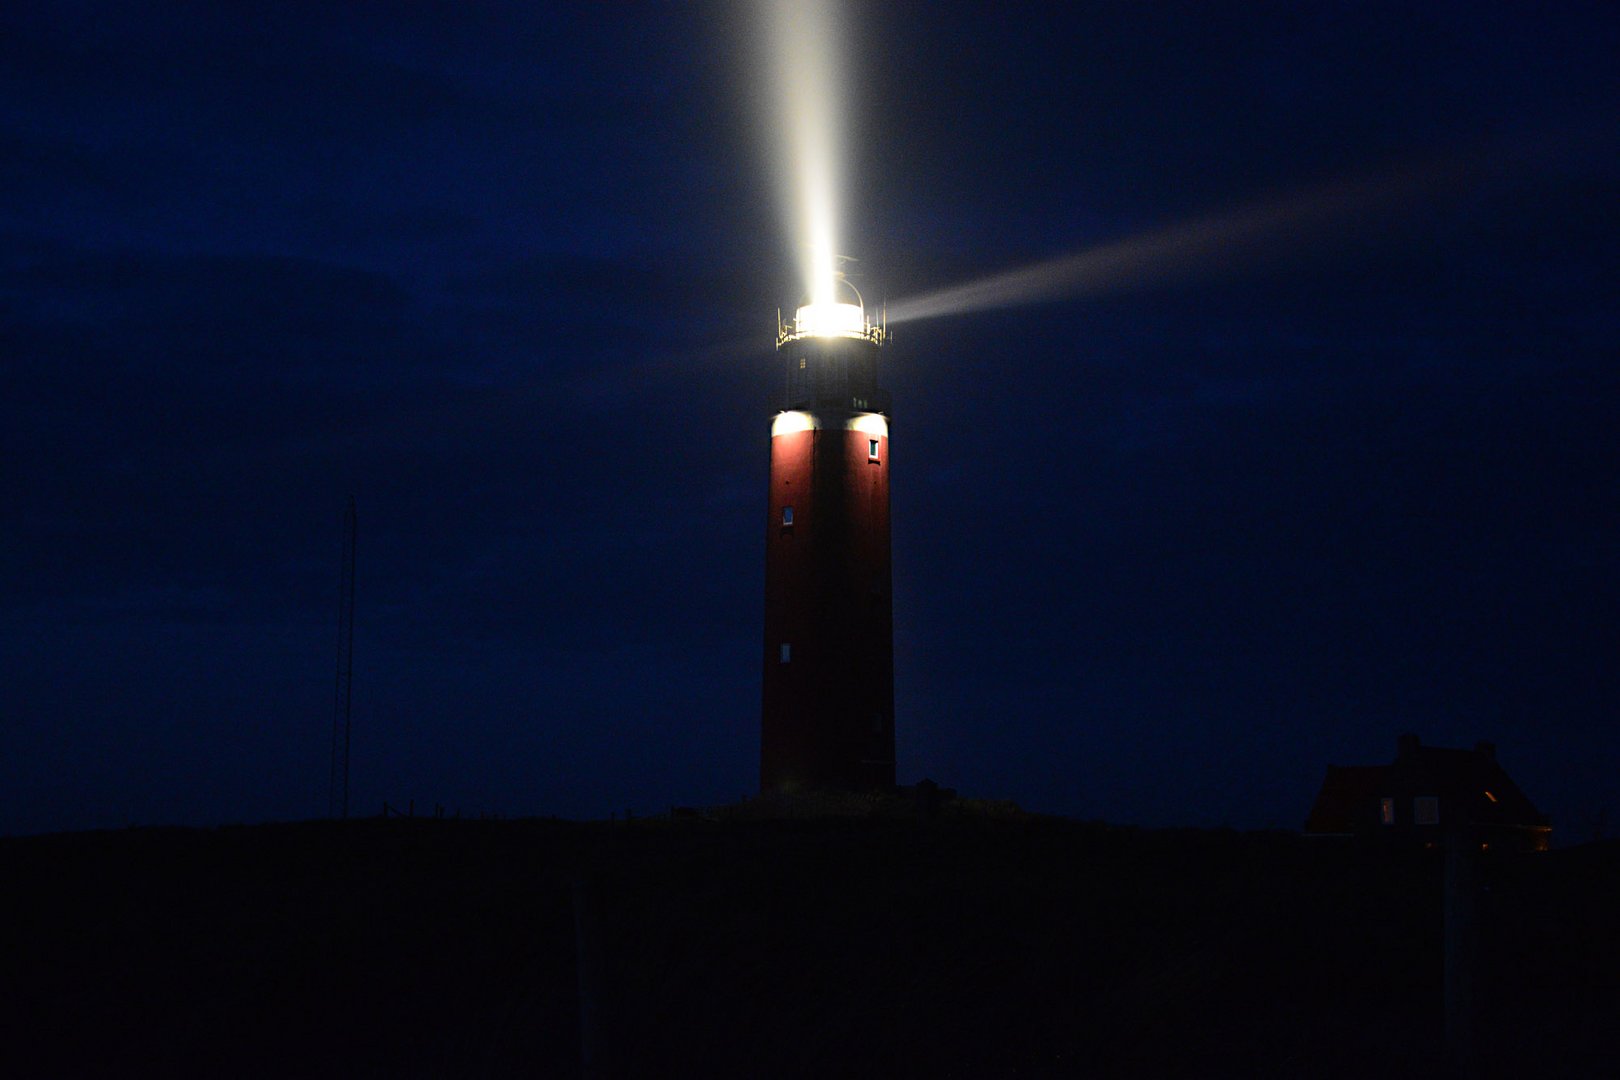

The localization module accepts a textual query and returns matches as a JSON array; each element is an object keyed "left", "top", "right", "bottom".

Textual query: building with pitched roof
[{"left": 1305, "top": 734, "right": 1551, "bottom": 851}]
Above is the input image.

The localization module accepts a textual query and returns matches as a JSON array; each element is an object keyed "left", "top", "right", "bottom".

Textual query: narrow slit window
[
  {"left": 1379, "top": 797, "right": 1395, "bottom": 825},
  {"left": 779, "top": 643, "right": 791, "bottom": 663},
  {"left": 781, "top": 505, "right": 794, "bottom": 526},
  {"left": 868, "top": 438, "right": 880, "bottom": 461}
]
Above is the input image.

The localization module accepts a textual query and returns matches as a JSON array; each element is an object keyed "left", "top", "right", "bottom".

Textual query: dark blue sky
[{"left": 3, "top": 1, "right": 1615, "bottom": 837}]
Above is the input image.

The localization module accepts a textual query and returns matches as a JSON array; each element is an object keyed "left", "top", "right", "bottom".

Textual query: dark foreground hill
[{"left": 2, "top": 807, "right": 1616, "bottom": 1078}]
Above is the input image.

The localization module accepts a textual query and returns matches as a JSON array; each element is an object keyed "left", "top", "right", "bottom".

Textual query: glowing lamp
[
  {"left": 794, "top": 301, "right": 866, "bottom": 339},
  {"left": 778, "top": 285, "right": 886, "bottom": 347}
]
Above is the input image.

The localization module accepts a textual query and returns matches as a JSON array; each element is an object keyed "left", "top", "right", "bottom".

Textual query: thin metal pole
[
  {"left": 1444, "top": 830, "right": 1479, "bottom": 1078},
  {"left": 331, "top": 496, "right": 357, "bottom": 819},
  {"left": 341, "top": 497, "right": 356, "bottom": 819},
  {"left": 328, "top": 662, "right": 340, "bottom": 819}
]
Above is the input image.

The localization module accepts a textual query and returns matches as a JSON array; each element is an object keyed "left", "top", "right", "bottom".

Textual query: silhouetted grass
[{"left": 1, "top": 816, "right": 1613, "bottom": 1077}]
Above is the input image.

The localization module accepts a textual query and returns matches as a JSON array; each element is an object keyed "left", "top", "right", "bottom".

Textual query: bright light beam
[
  {"left": 885, "top": 156, "right": 1470, "bottom": 326},
  {"left": 760, "top": 0, "right": 844, "bottom": 307}
]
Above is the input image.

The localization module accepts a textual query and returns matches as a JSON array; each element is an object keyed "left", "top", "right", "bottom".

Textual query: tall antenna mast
[{"left": 329, "top": 496, "right": 357, "bottom": 819}]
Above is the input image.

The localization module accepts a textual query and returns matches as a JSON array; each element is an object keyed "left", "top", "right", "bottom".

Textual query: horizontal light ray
[{"left": 886, "top": 158, "right": 1460, "bottom": 326}]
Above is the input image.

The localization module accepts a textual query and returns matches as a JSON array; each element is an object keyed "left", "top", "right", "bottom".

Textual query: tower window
[
  {"left": 779, "top": 643, "right": 791, "bottom": 663},
  {"left": 1414, "top": 797, "right": 1440, "bottom": 825},
  {"left": 781, "top": 505, "right": 794, "bottom": 526},
  {"left": 1379, "top": 797, "right": 1395, "bottom": 825},
  {"left": 868, "top": 438, "right": 880, "bottom": 461}
]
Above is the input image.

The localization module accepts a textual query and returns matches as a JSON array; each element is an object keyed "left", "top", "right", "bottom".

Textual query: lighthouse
[{"left": 761, "top": 280, "right": 895, "bottom": 793}]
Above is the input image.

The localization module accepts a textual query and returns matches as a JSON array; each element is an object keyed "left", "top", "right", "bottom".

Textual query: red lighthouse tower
[{"left": 761, "top": 282, "right": 894, "bottom": 793}]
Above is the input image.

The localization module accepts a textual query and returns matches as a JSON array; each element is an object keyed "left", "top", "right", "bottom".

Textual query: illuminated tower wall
[{"left": 761, "top": 304, "right": 894, "bottom": 793}]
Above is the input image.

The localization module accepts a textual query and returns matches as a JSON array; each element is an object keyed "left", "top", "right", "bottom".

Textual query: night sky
[{"left": 4, "top": 2, "right": 1615, "bottom": 839}]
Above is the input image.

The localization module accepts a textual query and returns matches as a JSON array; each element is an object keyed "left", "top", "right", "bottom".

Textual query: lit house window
[
  {"left": 1379, "top": 798, "right": 1395, "bottom": 825},
  {"left": 779, "top": 643, "right": 791, "bottom": 663},
  {"left": 1483, "top": 790, "right": 1498, "bottom": 803},
  {"left": 781, "top": 506, "right": 793, "bottom": 526},
  {"left": 799, "top": 357, "right": 806, "bottom": 369},
  {"left": 1414, "top": 797, "right": 1440, "bottom": 825},
  {"left": 868, "top": 438, "right": 880, "bottom": 461}
]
